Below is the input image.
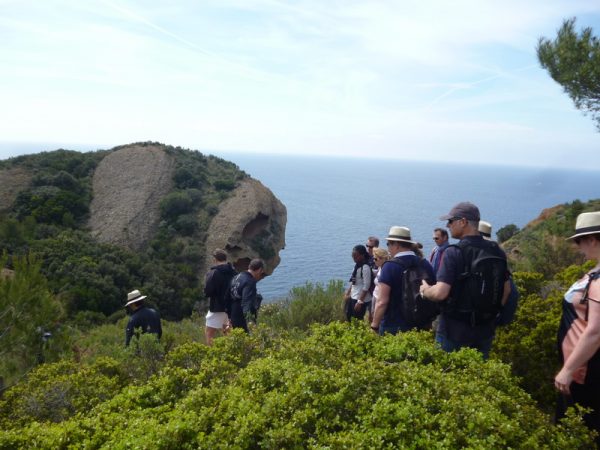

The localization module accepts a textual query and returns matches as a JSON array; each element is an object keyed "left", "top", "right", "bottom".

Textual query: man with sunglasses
[
  {"left": 419, "top": 201, "right": 511, "bottom": 359},
  {"left": 365, "top": 236, "right": 379, "bottom": 268},
  {"left": 429, "top": 228, "right": 449, "bottom": 274}
]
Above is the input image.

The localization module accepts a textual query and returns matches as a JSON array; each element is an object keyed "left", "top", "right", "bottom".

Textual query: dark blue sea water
[{"left": 215, "top": 153, "right": 600, "bottom": 302}]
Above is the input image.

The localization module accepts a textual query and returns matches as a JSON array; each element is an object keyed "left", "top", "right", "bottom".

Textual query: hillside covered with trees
[{"left": 1, "top": 197, "right": 600, "bottom": 447}]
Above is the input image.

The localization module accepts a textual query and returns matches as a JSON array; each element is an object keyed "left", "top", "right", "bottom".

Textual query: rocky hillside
[
  {"left": 89, "top": 144, "right": 176, "bottom": 251},
  {"left": 0, "top": 143, "right": 286, "bottom": 319}
]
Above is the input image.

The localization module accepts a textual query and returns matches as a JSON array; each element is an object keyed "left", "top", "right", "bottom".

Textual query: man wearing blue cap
[{"left": 419, "top": 201, "right": 511, "bottom": 358}]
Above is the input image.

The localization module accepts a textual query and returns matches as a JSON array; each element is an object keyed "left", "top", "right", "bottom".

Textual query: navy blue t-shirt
[
  {"left": 436, "top": 235, "right": 507, "bottom": 343},
  {"left": 378, "top": 253, "right": 435, "bottom": 327}
]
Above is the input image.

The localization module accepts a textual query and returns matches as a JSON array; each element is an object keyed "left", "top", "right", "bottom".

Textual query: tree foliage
[
  {"left": 0, "top": 254, "right": 67, "bottom": 387},
  {"left": 496, "top": 223, "right": 519, "bottom": 243},
  {"left": 538, "top": 18, "right": 600, "bottom": 130},
  {"left": 0, "top": 323, "right": 595, "bottom": 448}
]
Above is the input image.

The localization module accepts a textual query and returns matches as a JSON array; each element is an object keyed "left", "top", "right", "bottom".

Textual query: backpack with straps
[
  {"left": 445, "top": 239, "right": 508, "bottom": 326},
  {"left": 386, "top": 257, "right": 439, "bottom": 328},
  {"left": 581, "top": 271, "right": 600, "bottom": 321}
]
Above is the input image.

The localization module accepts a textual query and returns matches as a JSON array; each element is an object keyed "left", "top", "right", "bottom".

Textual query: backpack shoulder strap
[{"left": 582, "top": 271, "right": 600, "bottom": 321}]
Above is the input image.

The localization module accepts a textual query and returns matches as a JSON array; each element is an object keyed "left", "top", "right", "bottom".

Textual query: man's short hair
[
  {"left": 249, "top": 258, "right": 265, "bottom": 271},
  {"left": 367, "top": 236, "right": 380, "bottom": 247},
  {"left": 434, "top": 228, "right": 448, "bottom": 239},
  {"left": 212, "top": 249, "right": 228, "bottom": 262}
]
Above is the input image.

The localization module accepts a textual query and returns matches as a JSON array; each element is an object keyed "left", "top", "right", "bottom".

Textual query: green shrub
[
  {"left": 0, "top": 324, "right": 593, "bottom": 448},
  {"left": 0, "top": 253, "right": 67, "bottom": 387},
  {"left": 260, "top": 280, "right": 346, "bottom": 330}
]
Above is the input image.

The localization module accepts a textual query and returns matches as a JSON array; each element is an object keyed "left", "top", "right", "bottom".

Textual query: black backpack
[
  {"left": 387, "top": 257, "right": 439, "bottom": 328},
  {"left": 360, "top": 264, "right": 376, "bottom": 297},
  {"left": 229, "top": 273, "right": 262, "bottom": 314},
  {"left": 446, "top": 240, "right": 508, "bottom": 326}
]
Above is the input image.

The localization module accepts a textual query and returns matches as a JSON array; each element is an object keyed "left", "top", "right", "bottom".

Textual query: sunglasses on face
[
  {"left": 433, "top": 237, "right": 440, "bottom": 241},
  {"left": 366, "top": 244, "right": 374, "bottom": 249},
  {"left": 446, "top": 217, "right": 463, "bottom": 226}
]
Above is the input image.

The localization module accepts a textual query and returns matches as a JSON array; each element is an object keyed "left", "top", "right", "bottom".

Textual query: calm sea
[{"left": 215, "top": 154, "right": 600, "bottom": 302}]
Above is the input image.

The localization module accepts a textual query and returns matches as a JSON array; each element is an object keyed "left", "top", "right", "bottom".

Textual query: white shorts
[{"left": 206, "top": 311, "right": 229, "bottom": 329}]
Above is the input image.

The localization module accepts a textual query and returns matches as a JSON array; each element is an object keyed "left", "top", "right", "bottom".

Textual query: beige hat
[
  {"left": 386, "top": 226, "right": 415, "bottom": 244},
  {"left": 125, "top": 289, "right": 147, "bottom": 307},
  {"left": 479, "top": 220, "right": 492, "bottom": 240},
  {"left": 567, "top": 211, "right": 600, "bottom": 241}
]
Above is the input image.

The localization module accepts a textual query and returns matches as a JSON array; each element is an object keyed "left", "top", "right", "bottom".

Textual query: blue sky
[{"left": 1, "top": 0, "right": 599, "bottom": 168}]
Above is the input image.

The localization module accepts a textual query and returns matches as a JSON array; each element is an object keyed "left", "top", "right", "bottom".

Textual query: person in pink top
[{"left": 555, "top": 211, "right": 600, "bottom": 443}]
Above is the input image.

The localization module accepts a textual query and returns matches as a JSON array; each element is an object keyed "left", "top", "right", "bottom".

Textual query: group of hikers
[
  {"left": 342, "top": 201, "right": 600, "bottom": 441},
  {"left": 123, "top": 200, "right": 600, "bottom": 441},
  {"left": 123, "top": 254, "right": 266, "bottom": 347}
]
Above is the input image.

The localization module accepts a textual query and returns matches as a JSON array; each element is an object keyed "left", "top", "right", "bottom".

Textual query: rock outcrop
[
  {"left": 203, "top": 178, "right": 287, "bottom": 275},
  {"left": 0, "top": 167, "right": 31, "bottom": 212},
  {"left": 89, "top": 144, "right": 176, "bottom": 250},
  {"left": 87, "top": 144, "right": 286, "bottom": 274}
]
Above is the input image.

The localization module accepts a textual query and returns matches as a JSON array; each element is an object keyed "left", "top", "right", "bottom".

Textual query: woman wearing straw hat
[{"left": 555, "top": 211, "right": 600, "bottom": 441}]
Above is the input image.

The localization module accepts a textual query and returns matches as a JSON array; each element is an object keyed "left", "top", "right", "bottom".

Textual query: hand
[
  {"left": 354, "top": 301, "right": 364, "bottom": 313},
  {"left": 554, "top": 367, "right": 573, "bottom": 395}
]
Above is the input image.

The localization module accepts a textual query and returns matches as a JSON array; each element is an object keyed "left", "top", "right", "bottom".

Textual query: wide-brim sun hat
[
  {"left": 125, "top": 289, "right": 147, "bottom": 307},
  {"left": 479, "top": 220, "right": 492, "bottom": 240},
  {"left": 386, "top": 226, "right": 416, "bottom": 244},
  {"left": 566, "top": 211, "right": 600, "bottom": 241}
]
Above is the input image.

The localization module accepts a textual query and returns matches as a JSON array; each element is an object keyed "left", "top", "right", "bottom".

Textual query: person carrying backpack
[
  {"left": 229, "top": 258, "right": 266, "bottom": 333},
  {"left": 344, "top": 245, "right": 373, "bottom": 322},
  {"left": 370, "top": 226, "right": 436, "bottom": 335},
  {"left": 204, "top": 249, "right": 237, "bottom": 345},
  {"left": 420, "top": 202, "right": 511, "bottom": 359}
]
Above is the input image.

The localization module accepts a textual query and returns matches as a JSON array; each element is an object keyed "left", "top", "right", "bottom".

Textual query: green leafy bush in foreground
[{"left": 0, "top": 323, "right": 594, "bottom": 449}]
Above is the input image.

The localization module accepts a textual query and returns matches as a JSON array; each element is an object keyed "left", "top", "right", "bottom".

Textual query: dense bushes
[
  {"left": 0, "top": 144, "right": 249, "bottom": 323},
  {"left": 0, "top": 323, "right": 594, "bottom": 448},
  {"left": 0, "top": 254, "right": 66, "bottom": 387},
  {"left": 260, "top": 280, "right": 346, "bottom": 330}
]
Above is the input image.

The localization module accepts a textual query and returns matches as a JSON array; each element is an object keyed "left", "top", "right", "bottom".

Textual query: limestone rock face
[
  {"left": 0, "top": 167, "right": 31, "bottom": 212},
  {"left": 88, "top": 144, "right": 175, "bottom": 250},
  {"left": 204, "top": 178, "right": 287, "bottom": 275}
]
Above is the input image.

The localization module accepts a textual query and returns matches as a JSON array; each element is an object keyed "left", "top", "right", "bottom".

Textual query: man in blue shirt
[
  {"left": 429, "top": 228, "right": 449, "bottom": 274},
  {"left": 420, "top": 202, "right": 511, "bottom": 359},
  {"left": 230, "top": 258, "right": 266, "bottom": 333},
  {"left": 371, "top": 226, "right": 435, "bottom": 335},
  {"left": 124, "top": 289, "right": 162, "bottom": 347}
]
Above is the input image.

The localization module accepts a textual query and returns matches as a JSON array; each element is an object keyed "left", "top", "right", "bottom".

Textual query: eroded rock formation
[
  {"left": 88, "top": 144, "right": 176, "bottom": 250},
  {"left": 203, "top": 178, "right": 287, "bottom": 275},
  {"left": 0, "top": 167, "right": 31, "bottom": 212}
]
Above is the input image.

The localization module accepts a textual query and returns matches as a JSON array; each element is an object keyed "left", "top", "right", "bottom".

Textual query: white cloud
[{"left": 0, "top": 0, "right": 600, "bottom": 168}]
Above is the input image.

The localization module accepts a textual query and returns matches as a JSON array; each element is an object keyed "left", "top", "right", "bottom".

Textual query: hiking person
[
  {"left": 203, "top": 249, "right": 237, "bottom": 346},
  {"left": 371, "top": 226, "right": 436, "bottom": 335},
  {"left": 344, "top": 245, "right": 372, "bottom": 322},
  {"left": 229, "top": 258, "right": 266, "bottom": 333},
  {"left": 371, "top": 247, "right": 390, "bottom": 319},
  {"left": 555, "top": 211, "right": 600, "bottom": 443},
  {"left": 124, "top": 289, "right": 162, "bottom": 347},
  {"left": 429, "top": 228, "right": 449, "bottom": 274},
  {"left": 420, "top": 202, "right": 511, "bottom": 359},
  {"left": 366, "top": 236, "right": 379, "bottom": 268}
]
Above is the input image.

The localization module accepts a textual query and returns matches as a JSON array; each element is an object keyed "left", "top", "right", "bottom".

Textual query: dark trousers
[
  {"left": 345, "top": 298, "right": 367, "bottom": 322},
  {"left": 230, "top": 301, "right": 249, "bottom": 333}
]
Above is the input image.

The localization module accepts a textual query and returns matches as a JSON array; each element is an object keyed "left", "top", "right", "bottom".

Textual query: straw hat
[
  {"left": 386, "top": 226, "right": 415, "bottom": 244},
  {"left": 125, "top": 289, "right": 147, "bottom": 307},
  {"left": 479, "top": 220, "right": 492, "bottom": 240},
  {"left": 566, "top": 211, "right": 600, "bottom": 241}
]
